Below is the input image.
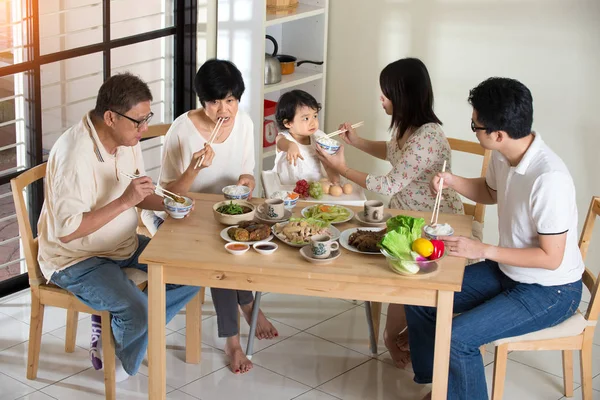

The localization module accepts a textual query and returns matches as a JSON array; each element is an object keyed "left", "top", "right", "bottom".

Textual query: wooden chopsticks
[
  {"left": 119, "top": 172, "right": 185, "bottom": 203},
  {"left": 430, "top": 160, "right": 447, "bottom": 226},
  {"left": 195, "top": 117, "right": 224, "bottom": 169},
  {"left": 325, "top": 121, "right": 365, "bottom": 139}
]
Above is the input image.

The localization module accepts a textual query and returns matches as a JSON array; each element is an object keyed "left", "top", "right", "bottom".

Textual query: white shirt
[
  {"left": 486, "top": 133, "right": 584, "bottom": 286},
  {"left": 37, "top": 113, "right": 144, "bottom": 280},
  {"left": 273, "top": 130, "right": 326, "bottom": 185}
]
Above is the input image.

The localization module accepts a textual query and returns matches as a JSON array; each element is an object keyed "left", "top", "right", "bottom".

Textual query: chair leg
[
  {"left": 480, "top": 345, "right": 486, "bottom": 358},
  {"left": 562, "top": 349, "right": 574, "bottom": 397},
  {"left": 491, "top": 344, "right": 509, "bottom": 400},
  {"left": 27, "top": 289, "right": 44, "bottom": 380},
  {"left": 65, "top": 309, "right": 79, "bottom": 353},
  {"left": 581, "top": 335, "right": 594, "bottom": 400},
  {"left": 101, "top": 311, "right": 116, "bottom": 400},
  {"left": 364, "top": 301, "right": 382, "bottom": 353},
  {"left": 200, "top": 286, "right": 206, "bottom": 304},
  {"left": 185, "top": 291, "right": 202, "bottom": 364}
]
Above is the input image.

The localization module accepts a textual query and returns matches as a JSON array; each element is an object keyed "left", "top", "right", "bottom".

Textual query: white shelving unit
[{"left": 217, "top": 0, "right": 329, "bottom": 193}]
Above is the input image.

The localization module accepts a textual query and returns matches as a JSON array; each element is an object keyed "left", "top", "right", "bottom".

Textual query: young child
[{"left": 273, "top": 90, "right": 339, "bottom": 185}]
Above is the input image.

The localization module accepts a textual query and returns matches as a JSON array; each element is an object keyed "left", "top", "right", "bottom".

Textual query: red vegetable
[{"left": 428, "top": 240, "right": 445, "bottom": 260}]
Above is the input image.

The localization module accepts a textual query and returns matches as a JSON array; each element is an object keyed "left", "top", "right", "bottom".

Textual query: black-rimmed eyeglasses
[
  {"left": 111, "top": 110, "right": 154, "bottom": 130},
  {"left": 471, "top": 119, "right": 487, "bottom": 133}
]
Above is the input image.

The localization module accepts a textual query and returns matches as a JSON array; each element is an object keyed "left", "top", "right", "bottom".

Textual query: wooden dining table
[{"left": 140, "top": 193, "right": 473, "bottom": 400}]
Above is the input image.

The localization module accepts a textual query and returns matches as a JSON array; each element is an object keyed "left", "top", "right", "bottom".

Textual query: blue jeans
[
  {"left": 405, "top": 260, "right": 582, "bottom": 400},
  {"left": 50, "top": 235, "right": 200, "bottom": 375}
]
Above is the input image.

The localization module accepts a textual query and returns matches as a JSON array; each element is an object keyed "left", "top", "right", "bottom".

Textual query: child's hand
[{"left": 287, "top": 142, "right": 304, "bottom": 166}]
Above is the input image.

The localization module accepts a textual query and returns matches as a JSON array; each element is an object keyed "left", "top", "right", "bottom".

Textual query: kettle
[{"left": 264, "top": 35, "right": 282, "bottom": 85}]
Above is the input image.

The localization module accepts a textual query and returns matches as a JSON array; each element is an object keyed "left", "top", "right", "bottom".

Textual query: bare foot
[
  {"left": 397, "top": 327, "right": 410, "bottom": 351},
  {"left": 224, "top": 337, "right": 253, "bottom": 374},
  {"left": 240, "top": 302, "right": 279, "bottom": 340},
  {"left": 384, "top": 332, "right": 411, "bottom": 369}
]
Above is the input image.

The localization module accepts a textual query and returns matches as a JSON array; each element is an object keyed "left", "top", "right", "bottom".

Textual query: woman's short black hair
[
  {"left": 194, "top": 59, "right": 245, "bottom": 106},
  {"left": 275, "top": 90, "right": 321, "bottom": 130},
  {"left": 93, "top": 72, "right": 152, "bottom": 118},
  {"left": 379, "top": 58, "right": 442, "bottom": 140},
  {"left": 468, "top": 77, "right": 533, "bottom": 139}
]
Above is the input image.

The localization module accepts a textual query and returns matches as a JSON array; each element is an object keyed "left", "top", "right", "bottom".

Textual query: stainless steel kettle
[{"left": 264, "top": 35, "right": 282, "bottom": 85}]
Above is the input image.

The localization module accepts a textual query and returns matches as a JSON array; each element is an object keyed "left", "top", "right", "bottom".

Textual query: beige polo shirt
[{"left": 37, "top": 112, "right": 145, "bottom": 281}]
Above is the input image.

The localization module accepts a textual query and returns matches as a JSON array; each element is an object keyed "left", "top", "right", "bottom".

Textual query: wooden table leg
[
  {"left": 431, "top": 290, "right": 454, "bottom": 400},
  {"left": 185, "top": 291, "right": 202, "bottom": 364},
  {"left": 148, "top": 264, "right": 166, "bottom": 400}
]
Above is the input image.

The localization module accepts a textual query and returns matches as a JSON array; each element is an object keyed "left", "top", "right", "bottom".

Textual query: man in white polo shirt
[
  {"left": 405, "top": 77, "right": 584, "bottom": 400},
  {"left": 37, "top": 73, "right": 213, "bottom": 380}
]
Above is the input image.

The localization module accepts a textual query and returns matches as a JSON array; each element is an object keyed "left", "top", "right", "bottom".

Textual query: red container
[{"left": 264, "top": 99, "right": 277, "bottom": 117}]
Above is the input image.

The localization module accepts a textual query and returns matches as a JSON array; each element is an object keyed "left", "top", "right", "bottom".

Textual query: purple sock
[{"left": 90, "top": 314, "right": 103, "bottom": 370}]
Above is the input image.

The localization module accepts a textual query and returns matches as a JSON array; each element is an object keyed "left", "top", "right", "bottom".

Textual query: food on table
[
  {"left": 348, "top": 229, "right": 386, "bottom": 253},
  {"left": 380, "top": 215, "right": 429, "bottom": 275},
  {"left": 342, "top": 183, "right": 353, "bottom": 194},
  {"left": 165, "top": 196, "right": 192, "bottom": 207},
  {"left": 255, "top": 244, "right": 276, "bottom": 251},
  {"left": 329, "top": 185, "right": 343, "bottom": 197},
  {"left": 411, "top": 238, "right": 434, "bottom": 258},
  {"left": 304, "top": 204, "right": 351, "bottom": 223},
  {"left": 424, "top": 223, "right": 454, "bottom": 237},
  {"left": 294, "top": 179, "right": 310, "bottom": 198},
  {"left": 428, "top": 240, "right": 445, "bottom": 260},
  {"left": 308, "top": 181, "right": 324, "bottom": 200},
  {"left": 216, "top": 201, "right": 252, "bottom": 215},
  {"left": 227, "top": 243, "right": 249, "bottom": 251},
  {"left": 321, "top": 181, "right": 331, "bottom": 194},
  {"left": 227, "top": 221, "right": 271, "bottom": 242},
  {"left": 274, "top": 218, "right": 329, "bottom": 244}
]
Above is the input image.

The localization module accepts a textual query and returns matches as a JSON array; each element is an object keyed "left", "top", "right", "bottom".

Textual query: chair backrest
[
  {"left": 579, "top": 196, "right": 600, "bottom": 322},
  {"left": 142, "top": 123, "right": 171, "bottom": 139},
  {"left": 447, "top": 138, "right": 492, "bottom": 223},
  {"left": 10, "top": 163, "right": 47, "bottom": 286}
]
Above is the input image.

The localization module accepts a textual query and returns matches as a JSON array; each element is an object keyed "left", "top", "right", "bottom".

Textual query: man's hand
[
  {"left": 286, "top": 142, "right": 304, "bottom": 166},
  {"left": 430, "top": 172, "right": 455, "bottom": 195},
  {"left": 441, "top": 235, "right": 488, "bottom": 260},
  {"left": 120, "top": 176, "right": 154, "bottom": 208},
  {"left": 237, "top": 174, "right": 256, "bottom": 200}
]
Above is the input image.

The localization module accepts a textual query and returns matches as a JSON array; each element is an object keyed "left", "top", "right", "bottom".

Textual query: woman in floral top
[{"left": 317, "top": 57, "right": 464, "bottom": 369}]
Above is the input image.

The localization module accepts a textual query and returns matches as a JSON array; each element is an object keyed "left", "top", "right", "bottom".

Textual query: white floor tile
[
  {"left": 166, "top": 390, "right": 201, "bottom": 400},
  {"left": 485, "top": 359, "right": 571, "bottom": 400},
  {"left": 0, "top": 372, "right": 36, "bottom": 400},
  {"left": 258, "top": 294, "right": 357, "bottom": 331},
  {"left": 0, "top": 313, "right": 30, "bottom": 352},
  {"left": 137, "top": 332, "right": 229, "bottom": 389},
  {"left": 251, "top": 332, "right": 369, "bottom": 387},
  {"left": 198, "top": 315, "right": 301, "bottom": 355},
  {"left": 594, "top": 372, "right": 600, "bottom": 391},
  {"left": 562, "top": 386, "right": 600, "bottom": 399},
  {"left": 306, "top": 306, "right": 386, "bottom": 356},
  {"left": 179, "top": 364, "right": 310, "bottom": 400},
  {"left": 167, "top": 297, "right": 217, "bottom": 332},
  {"left": 40, "top": 367, "right": 175, "bottom": 400},
  {"left": 293, "top": 389, "right": 341, "bottom": 400},
  {"left": 318, "top": 359, "right": 429, "bottom": 400},
  {"left": 15, "top": 391, "right": 57, "bottom": 400},
  {"left": 0, "top": 333, "right": 90, "bottom": 390}
]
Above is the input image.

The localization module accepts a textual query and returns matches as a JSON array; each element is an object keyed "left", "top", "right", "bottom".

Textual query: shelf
[
  {"left": 264, "top": 69, "right": 323, "bottom": 94},
  {"left": 262, "top": 144, "right": 277, "bottom": 159},
  {"left": 265, "top": 4, "right": 326, "bottom": 27}
]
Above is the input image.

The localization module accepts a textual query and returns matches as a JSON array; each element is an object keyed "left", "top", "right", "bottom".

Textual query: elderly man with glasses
[{"left": 36, "top": 73, "right": 212, "bottom": 381}]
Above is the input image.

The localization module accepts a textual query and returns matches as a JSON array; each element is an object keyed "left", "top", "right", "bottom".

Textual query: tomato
[
  {"left": 428, "top": 240, "right": 445, "bottom": 260},
  {"left": 411, "top": 238, "right": 434, "bottom": 258}
]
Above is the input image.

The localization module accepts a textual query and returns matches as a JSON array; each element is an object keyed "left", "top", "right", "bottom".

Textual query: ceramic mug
[
  {"left": 258, "top": 198, "right": 285, "bottom": 219},
  {"left": 310, "top": 234, "right": 339, "bottom": 259},
  {"left": 364, "top": 200, "right": 384, "bottom": 222}
]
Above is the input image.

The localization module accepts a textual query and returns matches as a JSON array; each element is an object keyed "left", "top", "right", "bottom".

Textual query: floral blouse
[{"left": 366, "top": 123, "right": 464, "bottom": 215}]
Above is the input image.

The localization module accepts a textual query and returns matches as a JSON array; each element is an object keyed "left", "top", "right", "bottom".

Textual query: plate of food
[
  {"left": 339, "top": 227, "right": 386, "bottom": 255},
  {"left": 272, "top": 218, "right": 341, "bottom": 248},
  {"left": 300, "top": 204, "right": 354, "bottom": 224},
  {"left": 221, "top": 221, "right": 274, "bottom": 245}
]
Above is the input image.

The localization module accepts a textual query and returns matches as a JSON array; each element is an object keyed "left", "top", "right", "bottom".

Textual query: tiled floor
[{"left": 1, "top": 290, "right": 600, "bottom": 400}]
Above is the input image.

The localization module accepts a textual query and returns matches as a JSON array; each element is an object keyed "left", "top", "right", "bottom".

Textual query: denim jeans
[
  {"left": 50, "top": 235, "right": 200, "bottom": 375},
  {"left": 405, "top": 260, "right": 582, "bottom": 400}
]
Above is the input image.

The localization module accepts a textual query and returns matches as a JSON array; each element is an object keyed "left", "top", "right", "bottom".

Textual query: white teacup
[
  {"left": 310, "top": 234, "right": 339, "bottom": 259},
  {"left": 364, "top": 200, "right": 384, "bottom": 222},
  {"left": 258, "top": 198, "right": 285, "bottom": 220}
]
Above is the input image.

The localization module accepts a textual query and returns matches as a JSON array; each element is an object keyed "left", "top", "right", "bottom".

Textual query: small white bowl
[
  {"left": 222, "top": 185, "right": 251, "bottom": 200},
  {"left": 253, "top": 242, "right": 278, "bottom": 255},
  {"left": 224, "top": 242, "right": 250, "bottom": 255},
  {"left": 270, "top": 191, "right": 299, "bottom": 209},
  {"left": 316, "top": 138, "right": 341, "bottom": 155},
  {"left": 422, "top": 223, "right": 454, "bottom": 241},
  {"left": 163, "top": 196, "right": 193, "bottom": 219}
]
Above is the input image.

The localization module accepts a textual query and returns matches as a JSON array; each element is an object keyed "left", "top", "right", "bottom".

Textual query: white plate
[
  {"left": 354, "top": 210, "right": 393, "bottom": 227},
  {"left": 299, "top": 246, "right": 341, "bottom": 264},
  {"left": 220, "top": 225, "right": 274, "bottom": 245},
  {"left": 272, "top": 221, "right": 341, "bottom": 248},
  {"left": 255, "top": 209, "right": 293, "bottom": 224},
  {"left": 339, "top": 227, "right": 386, "bottom": 255},
  {"left": 300, "top": 204, "right": 354, "bottom": 224}
]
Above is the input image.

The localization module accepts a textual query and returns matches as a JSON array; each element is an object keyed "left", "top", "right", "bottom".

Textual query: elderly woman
[{"left": 141, "top": 59, "right": 277, "bottom": 374}]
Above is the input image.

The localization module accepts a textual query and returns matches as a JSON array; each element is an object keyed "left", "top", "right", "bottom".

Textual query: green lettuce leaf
[{"left": 386, "top": 215, "right": 425, "bottom": 243}]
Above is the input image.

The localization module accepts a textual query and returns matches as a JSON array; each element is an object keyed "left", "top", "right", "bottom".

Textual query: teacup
[
  {"left": 258, "top": 198, "right": 285, "bottom": 220},
  {"left": 310, "top": 234, "right": 339, "bottom": 259},
  {"left": 364, "top": 200, "right": 384, "bottom": 222}
]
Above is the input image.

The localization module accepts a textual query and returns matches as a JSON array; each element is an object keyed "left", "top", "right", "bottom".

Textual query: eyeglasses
[
  {"left": 111, "top": 110, "right": 154, "bottom": 130},
  {"left": 471, "top": 119, "right": 487, "bottom": 133}
]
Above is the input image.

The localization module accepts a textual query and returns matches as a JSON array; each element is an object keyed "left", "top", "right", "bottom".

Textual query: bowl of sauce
[
  {"left": 224, "top": 242, "right": 250, "bottom": 255},
  {"left": 253, "top": 242, "right": 278, "bottom": 255}
]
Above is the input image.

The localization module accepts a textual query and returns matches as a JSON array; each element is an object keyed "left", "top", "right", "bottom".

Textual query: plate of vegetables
[{"left": 300, "top": 204, "right": 354, "bottom": 224}]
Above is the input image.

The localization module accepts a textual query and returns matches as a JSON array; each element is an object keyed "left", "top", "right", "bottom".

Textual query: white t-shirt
[
  {"left": 37, "top": 113, "right": 144, "bottom": 280},
  {"left": 273, "top": 130, "right": 327, "bottom": 185},
  {"left": 486, "top": 133, "right": 584, "bottom": 286}
]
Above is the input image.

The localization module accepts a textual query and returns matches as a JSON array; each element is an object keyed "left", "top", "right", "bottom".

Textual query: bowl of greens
[{"left": 212, "top": 200, "right": 255, "bottom": 226}]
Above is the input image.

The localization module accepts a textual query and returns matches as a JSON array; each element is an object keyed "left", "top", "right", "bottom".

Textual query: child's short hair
[{"left": 275, "top": 90, "right": 322, "bottom": 130}]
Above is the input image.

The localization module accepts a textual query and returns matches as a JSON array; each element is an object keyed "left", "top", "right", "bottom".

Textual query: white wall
[{"left": 325, "top": 0, "right": 600, "bottom": 278}]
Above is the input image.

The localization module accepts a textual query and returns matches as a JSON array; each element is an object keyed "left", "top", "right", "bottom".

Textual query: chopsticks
[
  {"left": 325, "top": 121, "right": 365, "bottom": 139},
  {"left": 430, "top": 160, "right": 447, "bottom": 226},
  {"left": 195, "top": 117, "right": 224, "bottom": 169},
  {"left": 119, "top": 172, "right": 185, "bottom": 203}
]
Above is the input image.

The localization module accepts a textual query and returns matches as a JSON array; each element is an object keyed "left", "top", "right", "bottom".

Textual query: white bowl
[
  {"left": 270, "top": 191, "right": 299, "bottom": 209},
  {"left": 253, "top": 242, "right": 278, "bottom": 255},
  {"left": 222, "top": 185, "right": 251, "bottom": 200},
  {"left": 224, "top": 242, "right": 250, "bottom": 255},
  {"left": 316, "top": 138, "right": 340, "bottom": 155},
  {"left": 163, "top": 196, "right": 193, "bottom": 219},
  {"left": 422, "top": 223, "right": 454, "bottom": 241}
]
